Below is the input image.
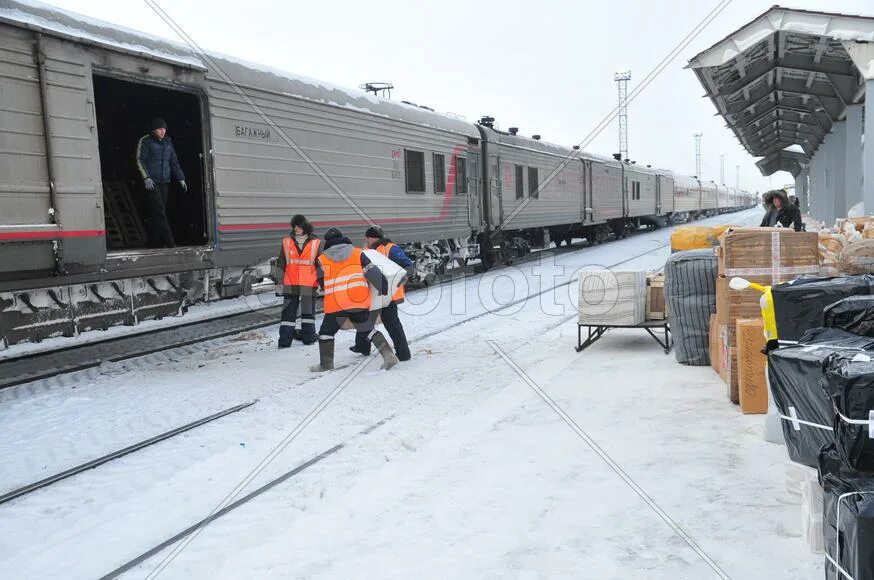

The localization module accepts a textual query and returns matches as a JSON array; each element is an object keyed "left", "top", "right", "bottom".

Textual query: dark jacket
[
  {"left": 275, "top": 232, "right": 321, "bottom": 296},
  {"left": 136, "top": 134, "right": 185, "bottom": 184},
  {"left": 776, "top": 203, "right": 803, "bottom": 231},
  {"left": 315, "top": 237, "right": 388, "bottom": 309}
]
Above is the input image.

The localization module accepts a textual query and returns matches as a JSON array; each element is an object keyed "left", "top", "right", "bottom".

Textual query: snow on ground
[{"left": 0, "top": 208, "right": 822, "bottom": 579}]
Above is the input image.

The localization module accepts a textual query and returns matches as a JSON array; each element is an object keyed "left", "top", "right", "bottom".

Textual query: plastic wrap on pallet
[
  {"left": 771, "top": 275, "right": 874, "bottom": 341},
  {"left": 577, "top": 270, "right": 646, "bottom": 326},
  {"left": 825, "top": 296, "right": 874, "bottom": 337},
  {"left": 822, "top": 354, "right": 874, "bottom": 473},
  {"left": 820, "top": 464, "right": 874, "bottom": 580},
  {"left": 768, "top": 330, "right": 874, "bottom": 468},
  {"left": 664, "top": 249, "right": 717, "bottom": 366}
]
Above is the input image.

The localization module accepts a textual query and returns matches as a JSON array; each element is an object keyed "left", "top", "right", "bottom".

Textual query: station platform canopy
[{"left": 688, "top": 6, "right": 874, "bottom": 178}]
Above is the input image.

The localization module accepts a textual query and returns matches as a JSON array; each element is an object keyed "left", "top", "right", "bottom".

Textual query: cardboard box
[
  {"left": 718, "top": 324, "right": 731, "bottom": 388},
  {"left": 736, "top": 318, "right": 768, "bottom": 414},
  {"left": 646, "top": 273, "right": 666, "bottom": 320},
  {"left": 715, "top": 228, "right": 818, "bottom": 403},
  {"left": 717, "top": 227, "right": 819, "bottom": 279},
  {"left": 709, "top": 314, "right": 718, "bottom": 373}
]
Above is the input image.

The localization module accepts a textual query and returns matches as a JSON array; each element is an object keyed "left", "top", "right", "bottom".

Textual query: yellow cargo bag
[{"left": 670, "top": 225, "right": 734, "bottom": 252}]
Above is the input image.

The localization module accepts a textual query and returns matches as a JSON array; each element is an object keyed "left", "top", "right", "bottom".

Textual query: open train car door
[{"left": 92, "top": 72, "right": 209, "bottom": 251}]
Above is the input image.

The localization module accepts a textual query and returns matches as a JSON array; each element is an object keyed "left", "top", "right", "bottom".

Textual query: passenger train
[{"left": 0, "top": 1, "right": 756, "bottom": 346}]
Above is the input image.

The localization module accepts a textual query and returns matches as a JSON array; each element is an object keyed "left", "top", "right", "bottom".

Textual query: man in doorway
[{"left": 136, "top": 117, "right": 187, "bottom": 248}]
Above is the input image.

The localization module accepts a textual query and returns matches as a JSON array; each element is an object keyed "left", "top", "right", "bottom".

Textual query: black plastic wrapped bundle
[
  {"left": 664, "top": 249, "right": 717, "bottom": 366},
  {"left": 820, "top": 461, "right": 874, "bottom": 580},
  {"left": 823, "top": 354, "right": 874, "bottom": 472},
  {"left": 771, "top": 275, "right": 874, "bottom": 341},
  {"left": 824, "top": 296, "right": 874, "bottom": 337},
  {"left": 768, "top": 330, "right": 874, "bottom": 467}
]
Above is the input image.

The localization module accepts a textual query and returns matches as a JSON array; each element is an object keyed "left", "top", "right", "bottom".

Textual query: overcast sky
[{"left": 40, "top": 0, "right": 874, "bottom": 193}]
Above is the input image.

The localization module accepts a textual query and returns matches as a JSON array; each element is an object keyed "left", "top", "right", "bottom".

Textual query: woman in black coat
[{"left": 771, "top": 191, "right": 803, "bottom": 231}]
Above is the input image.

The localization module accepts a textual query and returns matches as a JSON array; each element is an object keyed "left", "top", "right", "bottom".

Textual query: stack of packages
[
  {"left": 578, "top": 271, "right": 646, "bottom": 326},
  {"left": 767, "top": 286, "right": 874, "bottom": 572},
  {"left": 715, "top": 227, "right": 819, "bottom": 407},
  {"left": 819, "top": 232, "right": 847, "bottom": 276},
  {"left": 665, "top": 249, "right": 717, "bottom": 366},
  {"left": 818, "top": 352, "right": 874, "bottom": 578}
]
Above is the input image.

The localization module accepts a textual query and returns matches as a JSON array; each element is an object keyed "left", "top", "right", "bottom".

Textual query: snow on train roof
[{"left": 0, "top": 0, "right": 479, "bottom": 137}]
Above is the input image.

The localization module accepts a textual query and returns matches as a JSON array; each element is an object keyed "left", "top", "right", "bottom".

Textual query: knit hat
[
  {"left": 324, "top": 227, "right": 343, "bottom": 241},
  {"left": 365, "top": 225, "right": 383, "bottom": 239},
  {"left": 150, "top": 117, "right": 168, "bottom": 131}
]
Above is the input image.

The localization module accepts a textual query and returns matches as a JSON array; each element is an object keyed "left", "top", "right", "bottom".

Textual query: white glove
[{"left": 144, "top": 177, "right": 155, "bottom": 191}]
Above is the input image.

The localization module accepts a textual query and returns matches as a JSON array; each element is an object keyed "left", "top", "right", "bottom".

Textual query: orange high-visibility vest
[
  {"left": 282, "top": 237, "right": 320, "bottom": 288},
  {"left": 377, "top": 242, "right": 405, "bottom": 302},
  {"left": 319, "top": 247, "right": 371, "bottom": 313}
]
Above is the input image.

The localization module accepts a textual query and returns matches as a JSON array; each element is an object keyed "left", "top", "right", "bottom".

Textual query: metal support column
[
  {"left": 865, "top": 80, "right": 874, "bottom": 215},
  {"left": 831, "top": 120, "right": 848, "bottom": 221},
  {"left": 795, "top": 169, "right": 809, "bottom": 214},
  {"left": 846, "top": 104, "right": 864, "bottom": 214}
]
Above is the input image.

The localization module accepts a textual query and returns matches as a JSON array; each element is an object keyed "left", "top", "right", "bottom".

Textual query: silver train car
[{"left": 0, "top": 2, "right": 756, "bottom": 345}]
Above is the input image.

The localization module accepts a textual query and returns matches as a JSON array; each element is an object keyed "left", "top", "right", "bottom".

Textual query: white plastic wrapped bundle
[
  {"left": 363, "top": 249, "right": 406, "bottom": 310},
  {"left": 577, "top": 270, "right": 646, "bottom": 326},
  {"left": 801, "top": 469, "right": 825, "bottom": 554},
  {"left": 338, "top": 250, "right": 405, "bottom": 330}
]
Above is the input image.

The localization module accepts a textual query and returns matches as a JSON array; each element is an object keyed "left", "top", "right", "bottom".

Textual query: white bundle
[{"left": 363, "top": 249, "right": 406, "bottom": 311}]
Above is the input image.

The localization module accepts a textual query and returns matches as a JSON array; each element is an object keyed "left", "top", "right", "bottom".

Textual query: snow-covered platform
[{"left": 0, "top": 208, "right": 822, "bottom": 579}]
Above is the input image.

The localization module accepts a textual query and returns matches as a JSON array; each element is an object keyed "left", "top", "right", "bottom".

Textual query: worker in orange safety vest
[
  {"left": 310, "top": 227, "right": 398, "bottom": 372},
  {"left": 274, "top": 214, "right": 321, "bottom": 348},
  {"left": 350, "top": 225, "right": 415, "bottom": 361}
]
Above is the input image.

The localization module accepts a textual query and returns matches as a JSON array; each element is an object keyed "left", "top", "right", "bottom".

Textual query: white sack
[{"left": 363, "top": 249, "right": 406, "bottom": 311}]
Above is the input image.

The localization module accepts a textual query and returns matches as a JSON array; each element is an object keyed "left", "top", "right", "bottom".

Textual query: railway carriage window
[
  {"left": 631, "top": 181, "right": 641, "bottom": 200},
  {"left": 528, "top": 167, "right": 539, "bottom": 198},
  {"left": 455, "top": 157, "right": 468, "bottom": 194},
  {"left": 515, "top": 165, "right": 524, "bottom": 199},
  {"left": 433, "top": 153, "right": 446, "bottom": 193},
  {"left": 405, "top": 150, "right": 426, "bottom": 193}
]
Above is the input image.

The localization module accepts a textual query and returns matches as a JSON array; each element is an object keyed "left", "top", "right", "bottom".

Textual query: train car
[
  {"left": 586, "top": 153, "right": 624, "bottom": 231},
  {"left": 671, "top": 174, "right": 700, "bottom": 220},
  {"left": 476, "top": 125, "right": 586, "bottom": 253},
  {"left": 717, "top": 185, "right": 731, "bottom": 213},
  {"left": 700, "top": 179, "right": 719, "bottom": 216},
  {"left": 623, "top": 164, "right": 658, "bottom": 221},
  {"left": 653, "top": 168, "right": 675, "bottom": 219},
  {"left": 0, "top": 1, "right": 481, "bottom": 342}
]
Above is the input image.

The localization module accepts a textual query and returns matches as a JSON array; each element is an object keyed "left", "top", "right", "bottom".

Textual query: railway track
[
  {"left": 0, "top": 225, "right": 663, "bottom": 390},
  {"left": 0, "top": 401, "right": 257, "bottom": 505}
]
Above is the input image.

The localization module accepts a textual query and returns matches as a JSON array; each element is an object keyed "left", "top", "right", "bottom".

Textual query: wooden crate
[{"left": 646, "top": 273, "right": 666, "bottom": 320}]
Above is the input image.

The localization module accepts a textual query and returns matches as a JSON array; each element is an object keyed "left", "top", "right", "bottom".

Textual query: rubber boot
[
  {"left": 349, "top": 331, "right": 371, "bottom": 356},
  {"left": 371, "top": 331, "right": 398, "bottom": 370},
  {"left": 309, "top": 339, "right": 334, "bottom": 372}
]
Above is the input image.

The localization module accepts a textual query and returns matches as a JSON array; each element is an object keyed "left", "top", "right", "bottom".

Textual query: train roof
[{"left": 0, "top": 0, "right": 480, "bottom": 138}]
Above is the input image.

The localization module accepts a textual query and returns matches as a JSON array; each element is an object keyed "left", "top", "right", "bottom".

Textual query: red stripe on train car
[{"left": 0, "top": 229, "right": 106, "bottom": 241}]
